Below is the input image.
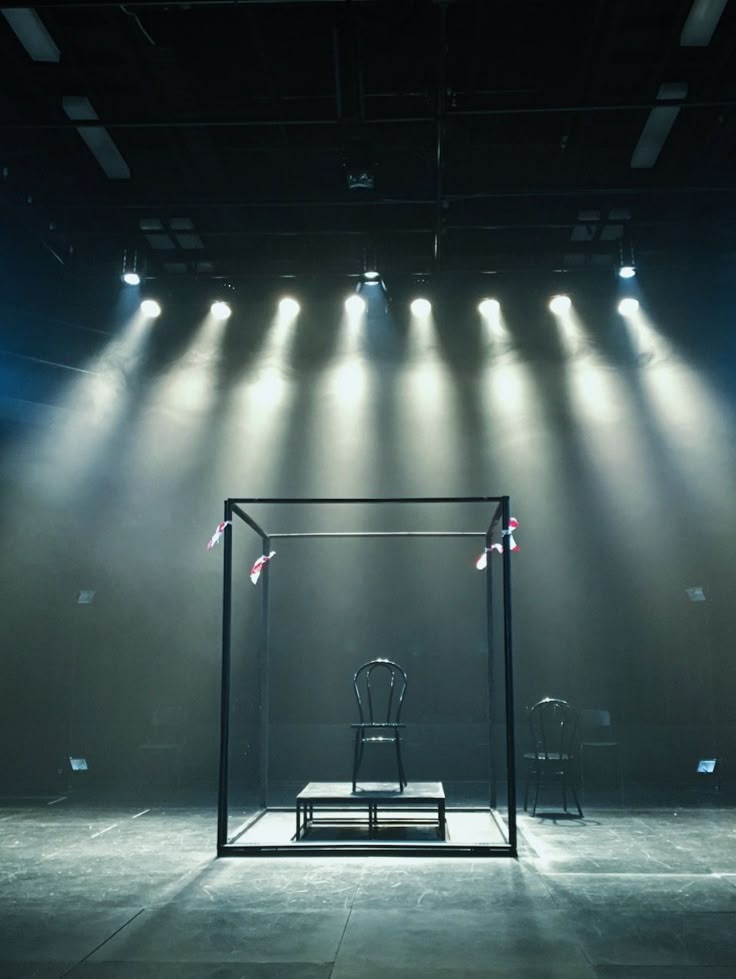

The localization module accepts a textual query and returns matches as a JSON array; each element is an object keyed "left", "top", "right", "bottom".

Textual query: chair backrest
[
  {"left": 528, "top": 698, "right": 579, "bottom": 759},
  {"left": 354, "top": 659, "right": 407, "bottom": 725}
]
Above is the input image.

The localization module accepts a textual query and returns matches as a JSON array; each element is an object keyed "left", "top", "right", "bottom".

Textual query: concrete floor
[{"left": 1, "top": 797, "right": 736, "bottom": 977}]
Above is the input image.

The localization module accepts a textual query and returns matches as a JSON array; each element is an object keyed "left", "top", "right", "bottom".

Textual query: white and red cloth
[
  {"left": 250, "top": 551, "right": 276, "bottom": 585},
  {"left": 476, "top": 517, "right": 519, "bottom": 570},
  {"left": 207, "top": 521, "right": 232, "bottom": 550},
  {"left": 207, "top": 521, "right": 276, "bottom": 585}
]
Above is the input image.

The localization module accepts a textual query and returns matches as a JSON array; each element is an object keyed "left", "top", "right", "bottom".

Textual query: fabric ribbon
[
  {"left": 207, "top": 521, "right": 232, "bottom": 550},
  {"left": 476, "top": 517, "right": 520, "bottom": 569},
  {"left": 250, "top": 551, "right": 277, "bottom": 585}
]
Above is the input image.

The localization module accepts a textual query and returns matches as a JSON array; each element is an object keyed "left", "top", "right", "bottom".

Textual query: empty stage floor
[{"left": 1, "top": 797, "right": 736, "bottom": 977}]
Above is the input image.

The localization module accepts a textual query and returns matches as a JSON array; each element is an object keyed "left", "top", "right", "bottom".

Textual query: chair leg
[
  {"left": 568, "top": 761, "right": 583, "bottom": 817},
  {"left": 532, "top": 768, "right": 541, "bottom": 816},
  {"left": 523, "top": 766, "right": 531, "bottom": 812},
  {"left": 572, "top": 783, "right": 584, "bottom": 818},
  {"left": 395, "top": 734, "right": 406, "bottom": 791},
  {"left": 352, "top": 731, "right": 362, "bottom": 792}
]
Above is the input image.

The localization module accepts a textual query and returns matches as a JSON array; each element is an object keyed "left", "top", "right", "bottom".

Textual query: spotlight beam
[
  {"left": 211, "top": 301, "right": 232, "bottom": 320},
  {"left": 278, "top": 297, "right": 300, "bottom": 318},
  {"left": 410, "top": 298, "right": 432, "bottom": 316},
  {"left": 618, "top": 297, "right": 640, "bottom": 315},
  {"left": 479, "top": 298, "right": 500, "bottom": 316},
  {"left": 140, "top": 299, "right": 161, "bottom": 318},
  {"left": 549, "top": 295, "right": 571, "bottom": 314},
  {"left": 345, "top": 294, "right": 365, "bottom": 315}
]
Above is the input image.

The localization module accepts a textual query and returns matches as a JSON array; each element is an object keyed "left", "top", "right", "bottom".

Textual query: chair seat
[
  {"left": 523, "top": 751, "right": 572, "bottom": 761},
  {"left": 580, "top": 740, "right": 618, "bottom": 748},
  {"left": 351, "top": 722, "right": 406, "bottom": 728}
]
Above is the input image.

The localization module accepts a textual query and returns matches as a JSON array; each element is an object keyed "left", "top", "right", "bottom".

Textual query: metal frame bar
[
  {"left": 216, "top": 496, "right": 516, "bottom": 857},
  {"left": 228, "top": 496, "right": 504, "bottom": 506},
  {"left": 216, "top": 498, "right": 234, "bottom": 851},
  {"left": 231, "top": 502, "right": 269, "bottom": 541},
  {"left": 501, "top": 496, "right": 517, "bottom": 853},
  {"left": 486, "top": 500, "right": 501, "bottom": 810},
  {"left": 260, "top": 534, "right": 272, "bottom": 810},
  {"left": 270, "top": 531, "right": 484, "bottom": 538}
]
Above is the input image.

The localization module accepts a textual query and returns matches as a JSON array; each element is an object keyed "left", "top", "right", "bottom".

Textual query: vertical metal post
[
  {"left": 501, "top": 497, "right": 517, "bottom": 854},
  {"left": 217, "top": 500, "right": 234, "bottom": 852},
  {"left": 259, "top": 536, "right": 271, "bottom": 809},
  {"left": 485, "top": 520, "right": 496, "bottom": 810}
]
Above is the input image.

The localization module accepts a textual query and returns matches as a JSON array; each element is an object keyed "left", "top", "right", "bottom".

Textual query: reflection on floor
[{"left": 2, "top": 795, "right": 736, "bottom": 977}]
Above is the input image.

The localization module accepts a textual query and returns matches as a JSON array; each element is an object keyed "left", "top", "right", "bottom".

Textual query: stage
[
  {"left": 222, "top": 781, "right": 510, "bottom": 852},
  {"left": 2, "top": 793, "right": 736, "bottom": 977},
  {"left": 294, "top": 781, "right": 447, "bottom": 841}
]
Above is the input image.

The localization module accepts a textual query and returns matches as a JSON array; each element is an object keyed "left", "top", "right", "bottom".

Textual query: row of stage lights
[{"left": 135, "top": 294, "right": 641, "bottom": 320}]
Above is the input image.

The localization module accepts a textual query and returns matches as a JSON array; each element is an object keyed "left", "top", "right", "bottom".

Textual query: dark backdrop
[{"left": 1, "top": 254, "right": 735, "bottom": 798}]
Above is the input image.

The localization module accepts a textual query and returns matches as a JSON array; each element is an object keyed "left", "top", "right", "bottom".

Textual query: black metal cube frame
[{"left": 217, "top": 496, "right": 517, "bottom": 857}]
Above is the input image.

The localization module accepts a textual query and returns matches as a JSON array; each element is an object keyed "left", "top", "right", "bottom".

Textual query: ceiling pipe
[
  {"left": 433, "top": 0, "right": 450, "bottom": 270},
  {"left": 2, "top": 97, "right": 734, "bottom": 132},
  {"left": 1, "top": 0, "right": 370, "bottom": 7},
  {"left": 35, "top": 184, "right": 736, "bottom": 210}
]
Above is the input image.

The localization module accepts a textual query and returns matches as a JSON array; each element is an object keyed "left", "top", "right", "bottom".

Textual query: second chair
[{"left": 523, "top": 697, "right": 583, "bottom": 817}]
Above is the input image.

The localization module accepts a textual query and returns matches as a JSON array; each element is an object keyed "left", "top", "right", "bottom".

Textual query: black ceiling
[{"left": 1, "top": 0, "right": 736, "bottom": 285}]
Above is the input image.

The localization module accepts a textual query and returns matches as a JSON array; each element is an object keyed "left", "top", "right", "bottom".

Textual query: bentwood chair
[
  {"left": 351, "top": 659, "right": 407, "bottom": 792},
  {"left": 523, "top": 697, "right": 583, "bottom": 817}
]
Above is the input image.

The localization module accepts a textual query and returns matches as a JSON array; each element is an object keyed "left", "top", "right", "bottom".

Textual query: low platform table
[{"left": 295, "top": 781, "right": 446, "bottom": 840}]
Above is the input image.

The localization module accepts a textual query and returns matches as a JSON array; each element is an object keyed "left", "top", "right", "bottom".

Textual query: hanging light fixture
[{"left": 121, "top": 248, "right": 142, "bottom": 286}]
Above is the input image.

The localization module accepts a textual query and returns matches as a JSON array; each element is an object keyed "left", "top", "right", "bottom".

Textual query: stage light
[
  {"left": 618, "top": 297, "right": 640, "bottom": 315},
  {"left": 619, "top": 265, "right": 636, "bottom": 279},
  {"left": 479, "top": 298, "right": 500, "bottom": 316},
  {"left": 211, "top": 301, "right": 232, "bottom": 320},
  {"left": 345, "top": 138, "right": 375, "bottom": 190},
  {"left": 410, "top": 298, "right": 431, "bottom": 316},
  {"left": 279, "top": 297, "right": 300, "bottom": 317},
  {"left": 120, "top": 247, "right": 142, "bottom": 286},
  {"left": 140, "top": 299, "right": 162, "bottom": 318},
  {"left": 347, "top": 169, "right": 374, "bottom": 190},
  {"left": 345, "top": 294, "right": 366, "bottom": 315},
  {"left": 549, "top": 294, "right": 571, "bottom": 314},
  {"left": 356, "top": 269, "right": 388, "bottom": 300}
]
